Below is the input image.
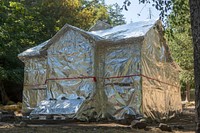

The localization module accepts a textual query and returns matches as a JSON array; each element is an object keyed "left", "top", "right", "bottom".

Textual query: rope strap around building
[
  {"left": 24, "top": 74, "right": 178, "bottom": 88},
  {"left": 45, "top": 76, "right": 97, "bottom": 83},
  {"left": 104, "top": 74, "right": 178, "bottom": 88}
]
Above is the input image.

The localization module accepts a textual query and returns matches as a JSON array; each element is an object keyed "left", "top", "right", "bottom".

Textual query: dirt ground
[{"left": 0, "top": 103, "right": 195, "bottom": 133}]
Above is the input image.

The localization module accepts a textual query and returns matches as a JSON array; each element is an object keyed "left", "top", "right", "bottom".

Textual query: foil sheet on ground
[{"left": 30, "top": 96, "right": 84, "bottom": 117}]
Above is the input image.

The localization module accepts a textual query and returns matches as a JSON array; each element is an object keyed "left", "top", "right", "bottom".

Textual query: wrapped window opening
[{"left": 18, "top": 20, "right": 182, "bottom": 121}]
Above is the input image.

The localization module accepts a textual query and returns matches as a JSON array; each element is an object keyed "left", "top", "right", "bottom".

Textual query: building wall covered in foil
[
  {"left": 30, "top": 29, "right": 98, "bottom": 119},
  {"left": 22, "top": 57, "right": 47, "bottom": 113},
  {"left": 46, "top": 30, "right": 95, "bottom": 98},
  {"left": 141, "top": 24, "right": 182, "bottom": 120},
  {"left": 96, "top": 42, "right": 143, "bottom": 120}
]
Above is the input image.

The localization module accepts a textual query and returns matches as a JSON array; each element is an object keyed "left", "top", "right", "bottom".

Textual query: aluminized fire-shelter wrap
[
  {"left": 18, "top": 19, "right": 182, "bottom": 121},
  {"left": 22, "top": 58, "right": 47, "bottom": 113},
  {"left": 28, "top": 25, "right": 105, "bottom": 120},
  {"left": 95, "top": 40, "right": 143, "bottom": 120},
  {"left": 18, "top": 41, "right": 49, "bottom": 113},
  {"left": 38, "top": 29, "right": 98, "bottom": 119},
  {"left": 141, "top": 23, "right": 182, "bottom": 120}
]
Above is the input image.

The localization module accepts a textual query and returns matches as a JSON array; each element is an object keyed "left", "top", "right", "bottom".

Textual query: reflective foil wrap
[
  {"left": 21, "top": 57, "right": 47, "bottom": 113},
  {"left": 30, "top": 97, "right": 84, "bottom": 118},
  {"left": 141, "top": 27, "right": 182, "bottom": 120},
  {"left": 18, "top": 19, "right": 182, "bottom": 121},
  {"left": 42, "top": 29, "right": 97, "bottom": 119},
  {"left": 96, "top": 43, "right": 142, "bottom": 119}
]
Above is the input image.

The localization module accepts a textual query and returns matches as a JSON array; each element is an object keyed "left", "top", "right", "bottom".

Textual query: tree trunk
[
  {"left": 0, "top": 80, "right": 9, "bottom": 105},
  {"left": 189, "top": 0, "right": 200, "bottom": 132},
  {"left": 185, "top": 83, "right": 191, "bottom": 102}
]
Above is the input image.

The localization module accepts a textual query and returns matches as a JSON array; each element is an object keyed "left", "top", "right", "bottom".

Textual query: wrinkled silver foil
[
  {"left": 141, "top": 27, "right": 182, "bottom": 120},
  {"left": 21, "top": 57, "right": 47, "bottom": 113},
  {"left": 97, "top": 43, "right": 142, "bottom": 120},
  {"left": 18, "top": 19, "right": 182, "bottom": 120},
  {"left": 30, "top": 97, "right": 84, "bottom": 117}
]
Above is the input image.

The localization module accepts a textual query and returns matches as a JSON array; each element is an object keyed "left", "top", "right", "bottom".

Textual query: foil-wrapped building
[{"left": 18, "top": 19, "right": 182, "bottom": 121}]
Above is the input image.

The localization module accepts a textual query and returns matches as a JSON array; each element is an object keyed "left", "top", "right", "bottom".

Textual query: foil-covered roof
[
  {"left": 18, "top": 40, "right": 49, "bottom": 60},
  {"left": 18, "top": 19, "right": 158, "bottom": 59},
  {"left": 91, "top": 19, "right": 157, "bottom": 40}
]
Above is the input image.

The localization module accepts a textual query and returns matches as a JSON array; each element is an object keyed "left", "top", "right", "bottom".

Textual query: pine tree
[{"left": 108, "top": 3, "right": 126, "bottom": 26}]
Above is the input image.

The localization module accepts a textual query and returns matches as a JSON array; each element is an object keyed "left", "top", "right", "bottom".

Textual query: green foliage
[
  {"left": 165, "top": 0, "right": 193, "bottom": 86},
  {"left": 123, "top": 0, "right": 172, "bottom": 14},
  {"left": 26, "top": 0, "right": 109, "bottom": 31},
  {"left": 122, "top": 0, "right": 131, "bottom": 11},
  {"left": 107, "top": 3, "right": 126, "bottom": 26},
  {"left": 0, "top": 1, "right": 33, "bottom": 83},
  {"left": 137, "top": 0, "right": 173, "bottom": 20}
]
